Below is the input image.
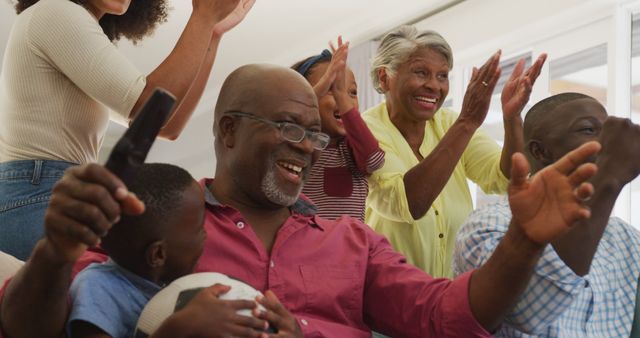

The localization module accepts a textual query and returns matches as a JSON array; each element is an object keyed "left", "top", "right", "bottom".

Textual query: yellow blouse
[{"left": 363, "top": 102, "right": 508, "bottom": 277}]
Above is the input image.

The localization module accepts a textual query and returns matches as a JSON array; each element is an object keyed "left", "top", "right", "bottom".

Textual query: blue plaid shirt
[{"left": 453, "top": 199, "right": 640, "bottom": 337}]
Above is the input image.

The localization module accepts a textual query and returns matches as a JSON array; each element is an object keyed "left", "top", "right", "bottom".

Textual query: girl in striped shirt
[{"left": 292, "top": 39, "right": 385, "bottom": 221}]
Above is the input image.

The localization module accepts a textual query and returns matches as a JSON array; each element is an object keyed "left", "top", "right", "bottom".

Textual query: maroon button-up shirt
[
  {"left": 0, "top": 178, "right": 491, "bottom": 338},
  {"left": 194, "top": 179, "right": 489, "bottom": 337}
]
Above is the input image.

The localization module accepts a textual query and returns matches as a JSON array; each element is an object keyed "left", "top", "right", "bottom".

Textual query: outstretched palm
[
  {"left": 213, "top": 0, "right": 256, "bottom": 36},
  {"left": 501, "top": 54, "right": 547, "bottom": 120},
  {"left": 508, "top": 141, "right": 599, "bottom": 245}
]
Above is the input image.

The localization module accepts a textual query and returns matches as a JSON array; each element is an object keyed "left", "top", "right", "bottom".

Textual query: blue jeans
[{"left": 0, "top": 160, "right": 76, "bottom": 260}]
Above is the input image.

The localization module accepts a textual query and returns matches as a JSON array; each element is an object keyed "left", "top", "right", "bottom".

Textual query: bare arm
[
  {"left": 500, "top": 116, "right": 523, "bottom": 177},
  {"left": 155, "top": 33, "right": 221, "bottom": 140},
  {"left": 551, "top": 117, "right": 640, "bottom": 276},
  {"left": 130, "top": 0, "right": 254, "bottom": 140},
  {"left": 403, "top": 51, "right": 501, "bottom": 219},
  {"left": 1, "top": 241, "right": 74, "bottom": 338},
  {"left": 499, "top": 54, "right": 547, "bottom": 176},
  {"left": 469, "top": 141, "right": 600, "bottom": 331}
]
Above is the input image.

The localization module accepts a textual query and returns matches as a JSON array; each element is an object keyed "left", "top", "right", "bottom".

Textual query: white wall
[
  {"left": 0, "top": 0, "right": 459, "bottom": 179},
  {"left": 414, "top": 0, "right": 614, "bottom": 103}
]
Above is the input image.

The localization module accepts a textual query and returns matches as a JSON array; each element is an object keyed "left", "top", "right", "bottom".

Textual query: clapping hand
[
  {"left": 501, "top": 54, "right": 547, "bottom": 121},
  {"left": 508, "top": 141, "right": 600, "bottom": 245},
  {"left": 312, "top": 36, "right": 349, "bottom": 99},
  {"left": 596, "top": 117, "right": 640, "bottom": 185},
  {"left": 458, "top": 51, "right": 502, "bottom": 128},
  {"left": 213, "top": 0, "right": 256, "bottom": 36}
]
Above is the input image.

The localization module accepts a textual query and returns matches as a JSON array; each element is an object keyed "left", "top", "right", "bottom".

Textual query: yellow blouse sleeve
[
  {"left": 366, "top": 146, "right": 416, "bottom": 224},
  {"left": 363, "top": 105, "right": 416, "bottom": 224},
  {"left": 461, "top": 127, "right": 509, "bottom": 195}
]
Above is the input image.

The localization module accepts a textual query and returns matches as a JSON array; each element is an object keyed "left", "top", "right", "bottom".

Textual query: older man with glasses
[
  {"left": 224, "top": 111, "right": 331, "bottom": 150},
  {"left": 1, "top": 64, "right": 602, "bottom": 338}
]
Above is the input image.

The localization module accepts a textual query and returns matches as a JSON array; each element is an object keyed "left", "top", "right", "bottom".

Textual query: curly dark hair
[{"left": 14, "top": 0, "right": 170, "bottom": 43}]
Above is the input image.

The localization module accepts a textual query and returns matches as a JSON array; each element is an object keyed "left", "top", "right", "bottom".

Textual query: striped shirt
[
  {"left": 454, "top": 198, "right": 640, "bottom": 338},
  {"left": 303, "top": 108, "right": 384, "bottom": 221}
]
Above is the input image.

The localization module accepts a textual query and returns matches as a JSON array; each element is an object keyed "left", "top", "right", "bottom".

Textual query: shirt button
[
  {"left": 301, "top": 319, "right": 308, "bottom": 326},
  {"left": 270, "top": 260, "right": 275, "bottom": 268},
  {"left": 434, "top": 210, "right": 439, "bottom": 216},
  {"left": 438, "top": 233, "right": 444, "bottom": 239},
  {"left": 236, "top": 221, "right": 245, "bottom": 229}
]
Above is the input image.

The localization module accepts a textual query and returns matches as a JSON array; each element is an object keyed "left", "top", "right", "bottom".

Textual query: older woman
[{"left": 362, "top": 25, "right": 546, "bottom": 277}]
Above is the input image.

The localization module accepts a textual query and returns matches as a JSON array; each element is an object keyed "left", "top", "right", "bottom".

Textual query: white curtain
[{"left": 348, "top": 40, "right": 385, "bottom": 111}]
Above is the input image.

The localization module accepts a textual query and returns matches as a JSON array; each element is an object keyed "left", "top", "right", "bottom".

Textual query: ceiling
[{"left": 0, "top": 0, "right": 458, "bottom": 177}]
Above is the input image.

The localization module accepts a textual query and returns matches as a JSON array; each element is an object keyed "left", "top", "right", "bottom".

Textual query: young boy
[{"left": 67, "top": 163, "right": 206, "bottom": 337}]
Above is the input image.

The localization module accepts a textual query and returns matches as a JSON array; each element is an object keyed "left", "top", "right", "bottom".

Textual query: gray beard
[{"left": 261, "top": 161, "right": 302, "bottom": 207}]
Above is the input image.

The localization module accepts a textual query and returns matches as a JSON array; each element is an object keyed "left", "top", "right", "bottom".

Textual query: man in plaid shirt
[{"left": 454, "top": 92, "right": 640, "bottom": 337}]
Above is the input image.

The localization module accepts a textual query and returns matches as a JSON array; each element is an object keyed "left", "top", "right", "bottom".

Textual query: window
[
  {"left": 630, "top": 14, "right": 640, "bottom": 226},
  {"left": 549, "top": 44, "right": 608, "bottom": 106}
]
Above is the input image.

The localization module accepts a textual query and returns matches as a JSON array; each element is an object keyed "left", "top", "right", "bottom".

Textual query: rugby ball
[{"left": 134, "top": 272, "right": 269, "bottom": 337}]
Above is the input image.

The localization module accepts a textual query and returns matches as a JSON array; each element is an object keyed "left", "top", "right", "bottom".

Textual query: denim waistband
[{"left": 0, "top": 160, "right": 77, "bottom": 183}]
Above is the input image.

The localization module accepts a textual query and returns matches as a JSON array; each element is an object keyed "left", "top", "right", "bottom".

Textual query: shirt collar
[
  {"left": 200, "top": 178, "right": 319, "bottom": 217},
  {"left": 104, "top": 259, "right": 162, "bottom": 299}
]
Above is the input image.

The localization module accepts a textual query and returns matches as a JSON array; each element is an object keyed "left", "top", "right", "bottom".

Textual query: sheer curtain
[{"left": 348, "top": 40, "right": 385, "bottom": 111}]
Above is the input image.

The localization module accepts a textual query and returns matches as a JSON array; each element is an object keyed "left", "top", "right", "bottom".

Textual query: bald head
[
  {"left": 210, "top": 64, "right": 322, "bottom": 209},
  {"left": 213, "top": 64, "right": 318, "bottom": 137},
  {"left": 524, "top": 92, "right": 593, "bottom": 142},
  {"left": 523, "top": 93, "right": 607, "bottom": 173}
]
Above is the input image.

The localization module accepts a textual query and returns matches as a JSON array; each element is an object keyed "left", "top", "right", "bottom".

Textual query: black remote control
[{"left": 105, "top": 88, "right": 176, "bottom": 184}]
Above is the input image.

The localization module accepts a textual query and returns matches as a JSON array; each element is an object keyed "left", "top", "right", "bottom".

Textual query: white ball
[{"left": 134, "top": 272, "right": 267, "bottom": 337}]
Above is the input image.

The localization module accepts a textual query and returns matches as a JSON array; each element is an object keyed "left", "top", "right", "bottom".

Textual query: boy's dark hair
[
  {"left": 101, "top": 163, "right": 195, "bottom": 267},
  {"left": 15, "top": 0, "right": 169, "bottom": 44}
]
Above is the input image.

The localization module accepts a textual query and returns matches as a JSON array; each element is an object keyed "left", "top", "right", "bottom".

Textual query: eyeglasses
[{"left": 225, "top": 111, "right": 330, "bottom": 151}]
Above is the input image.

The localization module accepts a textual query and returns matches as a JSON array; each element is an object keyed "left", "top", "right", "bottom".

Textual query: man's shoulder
[
  {"left": 603, "top": 217, "right": 640, "bottom": 251},
  {"left": 462, "top": 199, "right": 511, "bottom": 229},
  {"left": 455, "top": 199, "right": 512, "bottom": 252}
]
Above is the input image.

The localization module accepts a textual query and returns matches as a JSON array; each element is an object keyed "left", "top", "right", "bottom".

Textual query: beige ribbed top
[{"left": 0, "top": 0, "right": 146, "bottom": 164}]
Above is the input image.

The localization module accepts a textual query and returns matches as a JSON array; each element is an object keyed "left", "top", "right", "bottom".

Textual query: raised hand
[
  {"left": 157, "top": 284, "right": 268, "bottom": 338},
  {"left": 458, "top": 50, "right": 502, "bottom": 128},
  {"left": 312, "top": 37, "right": 349, "bottom": 99},
  {"left": 501, "top": 54, "right": 547, "bottom": 121},
  {"left": 508, "top": 142, "right": 600, "bottom": 245},
  {"left": 597, "top": 117, "right": 640, "bottom": 185},
  {"left": 44, "top": 164, "right": 144, "bottom": 262},
  {"left": 255, "top": 291, "right": 303, "bottom": 338},
  {"left": 331, "top": 37, "right": 348, "bottom": 94},
  {"left": 213, "top": 0, "right": 256, "bottom": 36},
  {"left": 192, "top": 0, "right": 241, "bottom": 27}
]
